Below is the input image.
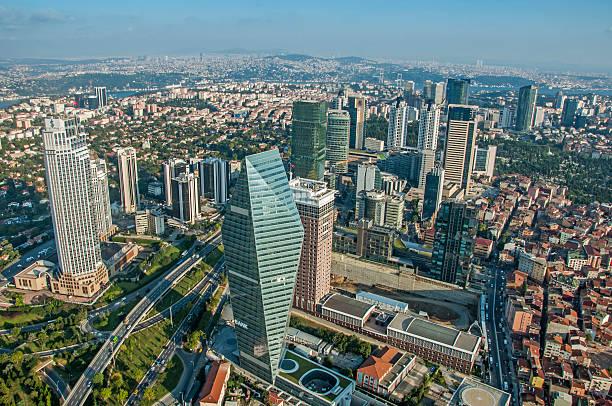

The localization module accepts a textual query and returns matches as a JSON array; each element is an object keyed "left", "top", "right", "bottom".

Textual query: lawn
[
  {"left": 0, "top": 300, "right": 80, "bottom": 329},
  {"left": 111, "top": 235, "right": 160, "bottom": 247}
]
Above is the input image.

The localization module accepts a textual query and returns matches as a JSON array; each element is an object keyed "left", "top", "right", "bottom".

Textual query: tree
[
  {"left": 143, "top": 387, "right": 156, "bottom": 403},
  {"left": 98, "top": 387, "right": 112, "bottom": 402},
  {"left": 92, "top": 372, "right": 104, "bottom": 387},
  {"left": 117, "top": 389, "right": 128, "bottom": 404}
]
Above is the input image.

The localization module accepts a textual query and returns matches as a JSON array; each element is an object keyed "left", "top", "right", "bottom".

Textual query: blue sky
[{"left": 1, "top": 0, "right": 611, "bottom": 72}]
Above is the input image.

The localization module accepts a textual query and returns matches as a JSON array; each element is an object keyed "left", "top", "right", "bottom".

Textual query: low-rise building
[
  {"left": 356, "top": 346, "right": 415, "bottom": 397},
  {"left": 449, "top": 377, "right": 511, "bottom": 406},
  {"left": 320, "top": 293, "right": 375, "bottom": 330},
  {"left": 197, "top": 360, "right": 230, "bottom": 406}
]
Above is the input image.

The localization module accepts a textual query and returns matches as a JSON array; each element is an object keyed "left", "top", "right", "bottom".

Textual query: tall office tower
[
  {"left": 404, "top": 80, "right": 415, "bottom": 95},
  {"left": 433, "top": 82, "right": 445, "bottom": 104},
  {"left": 291, "top": 100, "right": 327, "bottom": 181},
  {"left": 387, "top": 97, "right": 409, "bottom": 149},
  {"left": 117, "top": 147, "right": 140, "bottom": 214},
  {"left": 43, "top": 118, "right": 108, "bottom": 297},
  {"left": 446, "top": 78, "right": 470, "bottom": 105},
  {"left": 473, "top": 145, "right": 497, "bottom": 179},
  {"left": 418, "top": 149, "right": 436, "bottom": 190},
  {"left": 384, "top": 194, "right": 405, "bottom": 230},
  {"left": 422, "top": 80, "right": 434, "bottom": 101},
  {"left": 533, "top": 106, "right": 545, "bottom": 128},
  {"left": 443, "top": 105, "right": 478, "bottom": 193},
  {"left": 499, "top": 106, "right": 514, "bottom": 129},
  {"left": 331, "top": 87, "right": 348, "bottom": 110},
  {"left": 198, "top": 157, "right": 230, "bottom": 204},
  {"left": 356, "top": 190, "right": 386, "bottom": 225},
  {"left": 171, "top": 172, "right": 200, "bottom": 224},
  {"left": 356, "top": 163, "right": 382, "bottom": 195},
  {"left": 94, "top": 86, "right": 108, "bottom": 108},
  {"left": 515, "top": 85, "right": 538, "bottom": 131},
  {"left": 422, "top": 167, "right": 444, "bottom": 221},
  {"left": 289, "top": 178, "right": 335, "bottom": 313},
  {"left": 223, "top": 149, "right": 304, "bottom": 383},
  {"left": 431, "top": 200, "right": 477, "bottom": 286},
  {"left": 555, "top": 90, "right": 566, "bottom": 109},
  {"left": 90, "top": 158, "right": 113, "bottom": 241},
  {"left": 561, "top": 99, "right": 581, "bottom": 127},
  {"left": 326, "top": 109, "right": 350, "bottom": 173},
  {"left": 417, "top": 102, "right": 440, "bottom": 151},
  {"left": 162, "top": 158, "right": 187, "bottom": 206},
  {"left": 345, "top": 94, "right": 366, "bottom": 149}
]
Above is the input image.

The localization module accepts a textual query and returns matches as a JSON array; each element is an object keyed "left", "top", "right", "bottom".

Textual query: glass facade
[
  {"left": 446, "top": 78, "right": 470, "bottom": 105},
  {"left": 291, "top": 100, "right": 328, "bottom": 181},
  {"left": 326, "top": 109, "right": 350, "bottom": 173},
  {"left": 515, "top": 85, "right": 538, "bottom": 131},
  {"left": 222, "top": 149, "right": 304, "bottom": 383}
]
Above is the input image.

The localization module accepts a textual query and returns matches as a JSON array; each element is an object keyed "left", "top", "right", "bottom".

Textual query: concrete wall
[{"left": 331, "top": 253, "right": 478, "bottom": 306}]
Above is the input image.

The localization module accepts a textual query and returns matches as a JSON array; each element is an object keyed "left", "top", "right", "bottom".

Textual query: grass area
[
  {"left": 0, "top": 309, "right": 44, "bottom": 328},
  {"left": 111, "top": 235, "right": 160, "bottom": 246},
  {"left": 93, "top": 299, "right": 138, "bottom": 331},
  {"left": 0, "top": 299, "right": 80, "bottom": 329},
  {"left": 145, "top": 355, "right": 184, "bottom": 405},
  {"left": 205, "top": 245, "right": 224, "bottom": 267}
]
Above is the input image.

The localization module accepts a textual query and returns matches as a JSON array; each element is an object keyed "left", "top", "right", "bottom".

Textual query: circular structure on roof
[
  {"left": 300, "top": 369, "right": 339, "bottom": 396},
  {"left": 279, "top": 359, "right": 298, "bottom": 374},
  {"left": 461, "top": 387, "right": 495, "bottom": 406}
]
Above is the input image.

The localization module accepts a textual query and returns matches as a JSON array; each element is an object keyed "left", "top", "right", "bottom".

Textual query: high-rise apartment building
[
  {"left": 431, "top": 200, "right": 477, "bottom": 286},
  {"left": 291, "top": 100, "right": 327, "bottom": 181},
  {"left": 223, "top": 149, "right": 304, "bottom": 383},
  {"left": 117, "top": 147, "right": 140, "bottom": 214},
  {"left": 171, "top": 172, "right": 200, "bottom": 224},
  {"left": 422, "top": 167, "right": 444, "bottom": 221},
  {"left": 326, "top": 109, "right": 350, "bottom": 173},
  {"left": 162, "top": 158, "right": 188, "bottom": 206},
  {"left": 417, "top": 102, "right": 440, "bottom": 189},
  {"left": 90, "top": 158, "right": 113, "bottom": 241},
  {"left": 387, "top": 98, "right": 409, "bottom": 149},
  {"left": 94, "top": 86, "right": 108, "bottom": 109},
  {"left": 443, "top": 105, "right": 478, "bottom": 193},
  {"left": 446, "top": 78, "right": 470, "bottom": 105},
  {"left": 289, "top": 178, "right": 335, "bottom": 313},
  {"left": 345, "top": 95, "right": 366, "bottom": 149},
  {"left": 515, "top": 85, "right": 538, "bottom": 131},
  {"left": 43, "top": 118, "right": 108, "bottom": 297}
]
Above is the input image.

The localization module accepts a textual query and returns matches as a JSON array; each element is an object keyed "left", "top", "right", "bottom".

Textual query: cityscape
[{"left": 0, "top": 2, "right": 611, "bottom": 406}]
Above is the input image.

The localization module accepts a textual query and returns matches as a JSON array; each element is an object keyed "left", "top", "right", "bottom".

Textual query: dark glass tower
[
  {"left": 515, "top": 85, "right": 538, "bottom": 131},
  {"left": 222, "top": 149, "right": 304, "bottom": 384},
  {"left": 345, "top": 95, "right": 366, "bottom": 149},
  {"left": 446, "top": 78, "right": 470, "bottom": 105},
  {"left": 291, "top": 100, "right": 328, "bottom": 181}
]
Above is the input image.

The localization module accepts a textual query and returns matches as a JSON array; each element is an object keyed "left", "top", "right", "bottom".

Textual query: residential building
[
  {"left": 387, "top": 97, "right": 408, "bottom": 149},
  {"left": 292, "top": 100, "right": 328, "bottom": 181},
  {"left": 515, "top": 85, "right": 538, "bottom": 131},
  {"left": 518, "top": 251, "right": 548, "bottom": 282},
  {"left": 117, "top": 147, "right": 140, "bottom": 213},
  {"left": 197, "top": 361, "right": 230, "bottom": 406},
  {"left": 356, "top": 347, "right": 415, "bottom": 397},
  {"left": 326, "top": 109, "right": 350, "bottom": 173}
]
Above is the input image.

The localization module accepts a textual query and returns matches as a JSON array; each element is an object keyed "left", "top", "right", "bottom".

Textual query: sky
[{"left": 1, "top": 0, "right": 611, "bottom": 73}]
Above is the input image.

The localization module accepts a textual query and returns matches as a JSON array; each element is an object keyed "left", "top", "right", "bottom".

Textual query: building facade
[
  {"left": 446, "top": 78, "right": 470, "bottom": 105},
  {"left": 90, "top": 158, "right": 113, "bottom": 241},
  {"left": 117, "top": 147, "right": 140, "bottom": 213},
  {"left": 443, "top": 105, "right": 478, "bottom": 193},
  {"left": 326, "top": 109, "right": 350, "bottom": 173},
  {"left": 171, "top": 172, "right": 200, "bottom": 224},
  {"left": 515, "top": 85, "right": 538, "bottom": 132},
  {"left": 292, "top": 100, "right": 328, "bottom": 181},
  {"left": 422, "top": 166, "right": 445, "bottom": 221},
  {"left": 345, "top": 95, "right": 366, "bottom": 150},
  {"left": 387, "top": 98, "right": 408, "bottom": 149}
]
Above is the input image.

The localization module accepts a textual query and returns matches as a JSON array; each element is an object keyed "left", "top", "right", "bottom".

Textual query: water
[{"left": 0, "top": 99, "right": 24, "bottom": 109}]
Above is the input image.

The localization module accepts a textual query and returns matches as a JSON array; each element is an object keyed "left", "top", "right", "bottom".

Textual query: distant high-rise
[
  {"left": 223, "top": 149, "right": 304, "bottom": 383},
  {"left": 289, "top": 178, "right": 335, "bottom": 313},
  {"left": 291, "top": 100, "right": 327, "bottom": 181},
  {"left": 443, "top": 105, "right": 478, "bottom": 193},
  {"left": 422, "top": 80, "right": 434, "bottom": 101},
  {"left": 404, "top": 80, "right": 415, "bottom": 95},
  {"left": 446, "top": 78, "right": 470, "bottom": 105},
  {"left": 356, "top": 190, "right": 387, "bottom": 226},
  {"left": 417, "top": 102, "right": 440, "bottom": 152},
  {"left": 171, "top": 172, "right": 200, "bottom": 224},
  {"left": 432, "top": 82, "right": 445, "bottom": 104},
  {"left": 162, "top": 158, "right": 187, "bottom": 206},
  {"left": 345, "top": 95, "right": 366, "bottom": 149},
  {"left": 422, "top": 167, "right": 444, "bottom": 221},
  {"left": 499, "top": 106, "right": 514, "bottom": 129},
  {"left": 326, "top": 109, "right": 350, "bottom": 173},
  {"left": 94, "top": 87, "right": 108, "bottom": 109},
  {"left": 43, "top": 118, "right": 108, "bottom": 297},
  {"left": 197, "top": 157, "right": 230, "bottom": 204},
  {"left": 356, "top": 163, "right": 382, "bottom": 195},
  {"left": 418, "top": 149, "right": 436, "bottom": 190},
  {"left": 561, "top": 99, "right": 581, "bottom": 127},
  {"left": 515, "top": 85, "right": 538, "bottom": 131},
  {"left": 90, "top": 158, "right": 113, "bottom": 241},
  {"left": 387, "top": 98, "right": 409, "bottom": 149},
  {"left": 555, "top": 90, "right": 566, "bottom": 110},
  {"left": 431, "top": 200, "right": 477, "bottom": 286},
  {"left": 117, "top": 147, "right": 140, "bottom": 214}
]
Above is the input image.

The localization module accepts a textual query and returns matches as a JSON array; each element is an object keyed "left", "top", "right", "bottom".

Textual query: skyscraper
[
  {"left": 515, "top": 85, "right": 538, "bottom": 131},
  {"left": 162, "top": 158, "right": 188, "bottom": 206},
  {"left": 422, "top": 80, "right": 434, "bottom": 101},
  {"left": 196, "top": 157, "right": 230, "bottom": 204},
  {"left": 555, "top": 90, "right": 566, "bottom": 109},
  {"left": 90, "top": 158, "right": 113, "bottom": 241},
  {"left": 561, "top": 99, "right": 581, "bottom": 127},
  {"left": 326, "top": 109, "right": 350, "bottom": 173},
  {"left": 417, "top": 102, "right": 440, "bottom": 151},
  {"left": 171, "top": 172, "right": 200, "bottom": 224},
  {"left": 94, "top": 86, "right": 108, "bottom": 109},
  {"left": 345, "top": 95, "right": 366, "bottom": 149},
  {"left": 289, "top": 178, "right": 335, "bottom": 313},
  {"left": 443, "top": 105, "right": 478, "bottom": 193},
  {"left": 433, "top": 82, "right": 445, "bottom": 104},
  {"left": 387, "top": 97, "right": 409, "bottom": 149},
  {"left": 422, "top": 166, "right": 444, "bottom": 222},
  {"left": 418, "top": 149, "right": 436, "bottom": 190},
  {"left": 43, "top": 118, "right": 108, "bottom": 297},
  {"left": 223, "top": 149, "right": 304, "bottom": 383},
  {"left": 291, "top": 100, "right": 327, "bottom": 181},
  {"left": 356, "top": 163, "right": 382, "bottom": 195},
  {"left": 117, "top": 147, "right": 140, "bottom": 214},
  {"left": 431, "top": 200, "right": 477, "bottom": 286},
  {"left": 446, "top": 78, "right": 470, "bottom": 105}
]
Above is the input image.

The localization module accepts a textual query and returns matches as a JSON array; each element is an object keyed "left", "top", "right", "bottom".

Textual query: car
[
  {"left": 87, "top": 381, "right": 92, "bottom": 388},
  {"left": 26, "top": 257, "right": 34, "bottom": 262}
]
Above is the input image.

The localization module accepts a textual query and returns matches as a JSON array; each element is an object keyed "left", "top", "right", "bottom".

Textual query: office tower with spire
[
  {"left": 171, "top": 172, "right": 200, "bottom": 224},
  {"left": 422, "top": 167, "right": 444, "bottom": 221},
  {"left": 387, "top": 97, "right": 409, "bottom": 149},
  {"left": 291, "top": 100, "right": 327, "bottom": 181},
  {"left": 90, "top": 158, "right": 113, "bottom": 241},
  {"left": 417, "top": 102, "right": 440, "bottom": 189},
  {"left": 446, "top": 78, "right": 470, "bottom": 105},
  {"left": 223, "top": 149, "right": 304, "bottom": 384},
  {"left": 443, "top": 105, "right": 478, "bottom": 193},
  {"left": 43, "top": 118, "right": 108, "bottom": 298},
  {"left": 431, "top": 200, "right": 477, "bottom": 286},
  {"left": 515, "top": 85, "right": 538, "bottom": 131},
  {"left": 117, "top": 147, "right": 140, "bottom": 214},
  {"left": 345, "top": 94, "right": 366, "bottom": 149},
  {"left": 326, "top": 109, "right": 350, "bottom": 173},
  {"left": 289, "top": 178, "right": 335, "bottom": 313}
]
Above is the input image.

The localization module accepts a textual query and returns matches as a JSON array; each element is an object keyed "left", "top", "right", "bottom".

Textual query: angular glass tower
[{"left": 222, "top": 149, "right": 304, "bottom": 383}]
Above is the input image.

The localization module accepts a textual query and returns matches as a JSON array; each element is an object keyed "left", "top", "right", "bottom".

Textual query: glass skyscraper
[
  {"left": 291, "top": 100, "right": 328, "bottom": 181},
  {"left": 222, "top": 149, "right": 304, "bottom": 383},
  {"left": 515, "top": 85, "right": 538, "bottom": 131},
  {"left": 446, "top": 78, "right": 470, "bottom": 105},
  {"left": 326, "top": 109, "right": 350, "bottom": 173}
]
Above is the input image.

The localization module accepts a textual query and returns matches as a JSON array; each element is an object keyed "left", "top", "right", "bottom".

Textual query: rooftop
[
  {"left": 322, "top": 293, "right": 376, "bottom": 320},
  {"left": 449, "top": 377, "right": 511, "bottom": 406},
  {"left": 198, "top": 360, "right": 230, "bottom": 404}
]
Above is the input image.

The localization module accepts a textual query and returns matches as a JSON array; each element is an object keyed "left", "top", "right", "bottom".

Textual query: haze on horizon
[{"left": 1, "top": 0, "right": 611, "bottom": 73}]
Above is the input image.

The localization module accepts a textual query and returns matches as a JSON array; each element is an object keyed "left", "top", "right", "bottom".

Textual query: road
[
  {"left": 126, "top": 259, "right": 225, "bottom": 405},
  {"left": 0, "top": 239, "right": 56, "bottom": 286},
  {"left": 63, "top": 231, "right": 222, "bottom": 406}
]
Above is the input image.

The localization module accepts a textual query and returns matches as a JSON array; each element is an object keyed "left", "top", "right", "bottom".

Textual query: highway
[
  {"left": 126, "top": 259, "right": 225, "bottom": 405},
  {"left": 63, "top": 231, "right": 222, "bottom": 406}
]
